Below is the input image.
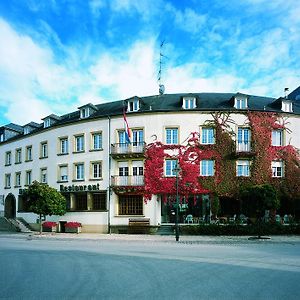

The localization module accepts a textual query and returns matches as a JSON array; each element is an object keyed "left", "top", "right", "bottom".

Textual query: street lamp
[{"left": 173, "top": 164, "right": 181, "bottom": 242}]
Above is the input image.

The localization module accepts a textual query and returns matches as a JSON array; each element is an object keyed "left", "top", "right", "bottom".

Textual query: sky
[{"left": 0, "top": 0, "right": 299, "bottom": 126}]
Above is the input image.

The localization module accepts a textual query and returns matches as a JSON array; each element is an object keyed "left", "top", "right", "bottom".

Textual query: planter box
[
  {"left": 43, "top": 226, "right": 56, "bottom": 232},
  {"left": 65, "top": 227, "right": 81, "bottom": 234}
]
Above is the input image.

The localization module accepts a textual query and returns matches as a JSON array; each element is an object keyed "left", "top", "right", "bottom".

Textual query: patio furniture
[{"left": 185, "top": 214, "right": 193, "bottom": 224}]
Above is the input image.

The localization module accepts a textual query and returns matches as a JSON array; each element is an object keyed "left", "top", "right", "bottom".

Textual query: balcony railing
[
  {"left": 236, "top": 142, "right": 251, "bottom": 152},
  {"left": 111, "top": 175, "right": 144, "bottom": 186},
  {"left": 111, "top": 142, "right": 146, "bottom": 156}
]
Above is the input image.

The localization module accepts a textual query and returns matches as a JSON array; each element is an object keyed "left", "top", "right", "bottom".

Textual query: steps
[{"left": 0, "top": 217, "right": 18, "bottom": 232}]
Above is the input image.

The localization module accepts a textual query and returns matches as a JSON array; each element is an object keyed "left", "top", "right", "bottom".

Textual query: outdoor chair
[{"left": 185, "top": 214, "right": 193, "bottom": 224}]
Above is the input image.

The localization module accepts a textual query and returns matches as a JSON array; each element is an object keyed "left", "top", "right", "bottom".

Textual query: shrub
[
  {"left": 42, "top": 221, "right": 57, "bottom": 228},
  {"left": 65, "top": 222, "right": 82, "bottom": 228}
]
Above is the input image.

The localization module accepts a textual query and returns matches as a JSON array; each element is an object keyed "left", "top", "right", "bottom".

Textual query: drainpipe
[{"left": 107, "top": 115, "right": 111, "bottom": 234}]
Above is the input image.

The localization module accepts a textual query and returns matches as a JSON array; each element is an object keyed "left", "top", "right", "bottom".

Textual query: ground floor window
[
  {"left": 63, "top": 192, "right": 107, "bottom": 211},
  {"left": 161, "top": 195, "right": 210, "bottom": 223},
  {"left": 93, "top": 193, "right": 107, "bottom": 210},
  {"left": 17, "top": 195, "right": 31, "bottom": 212},
  {"left": 118, "top": 195, "right": 143, "bottom": 215}
]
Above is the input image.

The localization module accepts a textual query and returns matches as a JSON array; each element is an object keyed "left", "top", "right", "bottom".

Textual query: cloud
[{"left": 0, "top": 18, "right": 82, "bottom": 124}]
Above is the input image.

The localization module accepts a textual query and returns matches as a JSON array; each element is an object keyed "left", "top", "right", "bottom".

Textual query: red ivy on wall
[{"left": 142, "top": 111, "right": 300, "bottom": 202}]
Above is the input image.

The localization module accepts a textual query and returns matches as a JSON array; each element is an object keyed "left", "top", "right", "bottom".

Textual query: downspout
[{"left": 107, "top": 115, "right": 111, "bottom": 234}]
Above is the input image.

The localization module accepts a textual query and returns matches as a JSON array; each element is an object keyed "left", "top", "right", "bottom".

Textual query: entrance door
[{"left": 4, "top": 193, "right": 16, "bottom": 218}]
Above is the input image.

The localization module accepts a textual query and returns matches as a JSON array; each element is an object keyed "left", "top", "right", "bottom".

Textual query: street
[{"left": 1, "top": 234, "right": 300, "bottom": 299}]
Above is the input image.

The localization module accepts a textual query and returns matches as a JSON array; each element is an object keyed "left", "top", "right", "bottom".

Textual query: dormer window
[
  {"left": 183, "top": 97, "right": 196, "bottom": 109},
  {"left": 78, "top": 103, "right": 97, "bottom": 118},
  {"left": 281, "top": 100, "right": 293, "bottom": 113},
  {"left": 127, "top": 99, "right": 140, "bottom": 112},
  {"left": 234, "top": 97, "right": 248, "bottom": 109},
  {"left": 44, "top": 118, "right": 51, "bottom": 128},
  {"left": 80, "top": 107, "right": 90, "bottom": 118},
  {"left": 24, "top": 127, "right": 30, "bottom": 135}
]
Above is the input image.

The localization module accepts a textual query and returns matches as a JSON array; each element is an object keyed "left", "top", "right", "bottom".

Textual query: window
[
  {"left": 119, "top": 195, "right": 143, "bottom": 215},
  {"left": 133, "top": 166, "right": 143, "bottom": 176},
  {"left": 40, "top": 142, "right": 48, "bottom": 158},
  {"left": 26, "top": 146, "right": 32, "bottom": 161},
  {"left": 75, "top": 163, "right": 84, "bottom": 180},
  {"left": 132, "top": 129, "right": 144, "bottom": 146},
  {"left": 44, "top": 118, "right": 51, "bottom": 128},
  {"left": 25, "top": 170, "right": 32, "bottom": 186},
  {"left": 5, "top": 151, "right": 11, "bottom": 165},
  {"left": 75, "top": 135, "right": 84, "bottom": 152},
  {"left": 201, "top": 160, "right": 215, "bottom": 176},
  {"left": 236, "top": 160, "right": 250, "bottom": 177},
  {"left": 15, "top": 148, "right": 22, "bottom": 164},
  {"left": 24, "top": 127, "right": 30, "bottom": 135},
  {"left": 119, "top": 166, "right": 129, "bottom": 176},
  {"left": 92, "top": 193, "right": 107, "bottom": 210},
  {"left": 91, "top": 132, "right": 102, "bottom": 150},
  {"left": 272, "top": 130, "right": 283, "bottom": 146},
  {"left": 183, "top": 97, "right": 196, "bottom": 109},
  {"left": 282, "top": 101, "right": 293, "bottom": 112},
  {"left": 40, "top": 168, "right": 47, "bottom": 184},
  {"left": 272, "top": 161, "right": 284, "bottom": 178},
  {"left": 201, "top": 127, "right": 215, "bottom": 144},
  {"left": 166, "top": 128, "right": 178, "bottom": 144},
  {"left": 59, "top": 165, "right": 68, "bottom": 182},
  {"left": 127, "top": 99, "right": 140, "bottom": 112},
  {"left": 80, "top": 107, "right": 90, "bottom": 118},
  {"left": 15, "top": 172, "right": 21, "bottom": 187},
  {"left": 74, "top": 193, "right": 87, "bottom": 210},
  {"left": 234, "top": 97, "right": 248, "bottom": 109},
  {"left": 91, "top": 162, "right": 102, "bottom": 179},
  {"left": 59, "top": 138, "right": 69, "bottom": 154},
  {"left": 237, "top": 128, "right": 251, "bottom": 152},
  {"left": 0, "top": 133, "right": 4, "bottom": 142},
  {"left": 165, "top": 160, "right": 177, "bottom": 177},
  {"left": 5, "top": 174, "right": 11, "bottom": 188}
]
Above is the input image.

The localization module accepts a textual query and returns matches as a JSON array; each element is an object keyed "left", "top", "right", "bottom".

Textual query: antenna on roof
[
  {"left": 158, "top": 40, "right": 166, "bottom": 95},
  {"left": 284, "top": 87, "right": 289, "bottom": 99}
]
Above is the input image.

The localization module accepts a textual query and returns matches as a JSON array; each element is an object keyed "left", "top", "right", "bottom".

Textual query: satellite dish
[{"left": 159, "top": 84, "right": 165, "bottom": 95}]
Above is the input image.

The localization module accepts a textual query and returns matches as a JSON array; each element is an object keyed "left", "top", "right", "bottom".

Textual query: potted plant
[
  {"left": 42, "top": 221, "right": 57, "bottom": 232},
  {"left": 65, "top": 222, "right": 82, "bottom": 233}
]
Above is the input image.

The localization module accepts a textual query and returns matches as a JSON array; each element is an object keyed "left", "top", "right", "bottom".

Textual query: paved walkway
[{"left": 1, "top": 231, "right": 300, "bottom": 244}]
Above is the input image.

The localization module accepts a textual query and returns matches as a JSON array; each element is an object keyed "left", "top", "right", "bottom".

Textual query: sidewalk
[{"left": 1, "top": 231, "right": 300, "bottom": 244}]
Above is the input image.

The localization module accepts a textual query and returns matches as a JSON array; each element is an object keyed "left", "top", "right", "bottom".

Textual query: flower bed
[
  {"left": 42, "top": 221, "right": 57, "bottom": 232},
  {"left": 65, "top": 222, "right": 82, "bottom": 233}
]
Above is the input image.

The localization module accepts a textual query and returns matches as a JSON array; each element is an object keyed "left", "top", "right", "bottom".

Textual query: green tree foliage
[
  {"left": 24, "top": 181, "right": 66, "bottom": 233},
  {"left": 240, "top": 184, "right": 280, "bottom": 218}
]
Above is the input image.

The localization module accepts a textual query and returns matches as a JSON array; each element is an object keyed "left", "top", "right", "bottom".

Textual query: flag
[{"left": 123, "top": 108, "right": 131, "bottom": 143}]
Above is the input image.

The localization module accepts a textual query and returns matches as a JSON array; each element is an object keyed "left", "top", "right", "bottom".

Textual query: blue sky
[{"left": 0, "top": 0, "right": 299, "bottom": 125}]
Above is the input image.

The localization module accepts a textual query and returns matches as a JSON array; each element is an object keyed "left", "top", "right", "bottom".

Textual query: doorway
[{"left": 4, "top": 193, "right": 16, "bottom": 219}]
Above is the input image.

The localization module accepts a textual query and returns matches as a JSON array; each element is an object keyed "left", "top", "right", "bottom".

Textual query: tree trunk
[{"left": 39, "top": 214, "right": 42, "bottom": 234}]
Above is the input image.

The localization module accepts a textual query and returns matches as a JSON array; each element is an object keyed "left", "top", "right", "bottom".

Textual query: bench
[{"left": 128, "top": 218, "right": 150, "bottom": 234}]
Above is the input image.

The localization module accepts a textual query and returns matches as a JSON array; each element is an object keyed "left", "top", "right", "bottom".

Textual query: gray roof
[{"left": 1, "top": 92, "right": 300, "bottom": 143}]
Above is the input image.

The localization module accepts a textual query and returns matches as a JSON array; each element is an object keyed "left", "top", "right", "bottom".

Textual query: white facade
[{"left": 1, "top": 92, "right": 300, "bottom": 232}]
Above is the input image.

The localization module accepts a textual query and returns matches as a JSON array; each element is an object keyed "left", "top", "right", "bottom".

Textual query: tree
[
  {"left": 24, "top": 181, "right": 66, "bottom": 234},
  {"left": 240, "top": 184, "right": 280, "bottom": 238}
]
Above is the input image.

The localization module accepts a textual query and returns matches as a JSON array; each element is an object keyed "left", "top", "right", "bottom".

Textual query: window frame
[
  {"left": 91, "top": 161, "right": 102, "bottom": 179},
  {"left": 5, "top": 151, "right": 11, "bottom": 166},
  {"left": 40, "top": 142, "right": 48, "bottom": 159},
  {"left": 272, "top": 129, "right": 283, "bottom": 146},
  {"left": 58, "top": 164, "right": 68, "bottom": 182},
  {"left": 91, "top": 132, "right": 102, "bottom": 151},
  {"left": 40, "top": 168, "right": 47, "bottom": 184},
  {"left": 59, "top": 137, "right": 69, "bottom": 155},
  {"left": 165, "top": 127, "right": 179, "bottom": 145},
  {"left": 74, "top": 163, "right": 85, "bottom": 181},
  {"left": 182, "top": 97, "right": 196, "bottom": 109},
  {"left": 272, "top": 161, "right": 284, "bottom": 178},
  {"left": 236, "top": 160, "right": 250, "bottom": 177},
  {"left": 201, "top": 127, "right": 215, "bottom": 144},
  {"left": 200, "top": 160, "right": 215, "bottom": 176},
  {"left": 15, "top": 148, "right": 22, "bottom": 164},
  {"left": 25, "top": 145, "right": 33, "bottom": 161},
  {"left": 165, "top": 159, "right": 178, "bottom": 177},
  {"left": 74, "top": 134, "right": 85, "bottom": 153},
  {"left": 234, "top": 97, "right": 248, "bottom": 109},
  {"left": 5, "top": 173, "right": 11, "bottom": 188},
  {"left": 15, "top": 172, "right": 21, "bottom": 187},
  {"left": 25, "top": 170, "right": 32, "bottom": 186}
]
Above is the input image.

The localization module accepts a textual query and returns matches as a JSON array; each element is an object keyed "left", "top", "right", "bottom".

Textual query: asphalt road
[{"left": 0, "top": 234, "right": 300, "bottom": 299}]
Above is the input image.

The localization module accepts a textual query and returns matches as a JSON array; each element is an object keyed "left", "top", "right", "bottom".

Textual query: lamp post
[{"left": 173, "top": 164, "right": 181, "bottom": 242}]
